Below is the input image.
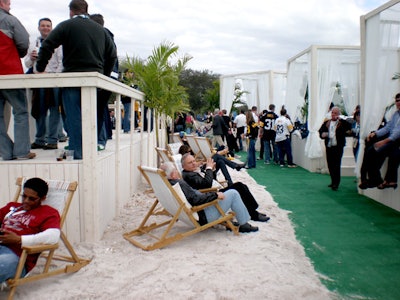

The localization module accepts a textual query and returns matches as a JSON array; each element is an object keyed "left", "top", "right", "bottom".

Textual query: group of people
[
  {"left": 206, "top": 105, "right": 297, "bottom": 170},
  {"left": 0, "top": 0, "right": 118, "bottom": 160}
]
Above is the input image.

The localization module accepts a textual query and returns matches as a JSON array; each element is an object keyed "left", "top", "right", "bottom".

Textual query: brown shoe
[
  {"left": 16, "top": 152, "right": 36, "bottom": 160},
  {"left": 43, "top": 144, "right": 58, "bottom": 150}
]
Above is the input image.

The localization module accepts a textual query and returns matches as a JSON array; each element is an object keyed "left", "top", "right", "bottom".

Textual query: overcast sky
[{"left": 11, "top": 0, "right": 388, "bottom": 76}]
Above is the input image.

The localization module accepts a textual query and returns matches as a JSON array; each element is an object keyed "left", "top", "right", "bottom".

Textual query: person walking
[{"left": 319, "top": 106, "right": 351, "bottom": 190}]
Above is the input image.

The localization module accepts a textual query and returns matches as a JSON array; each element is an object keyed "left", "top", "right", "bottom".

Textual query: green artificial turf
[{"left": 240, "top": 151, "right": 400, "bottom": 300}]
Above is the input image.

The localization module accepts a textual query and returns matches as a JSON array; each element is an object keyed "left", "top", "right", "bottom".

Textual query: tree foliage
[
  {"left": 121, "top": 41, "right": 192, "bottom": 119},
  {"left": 179, "top": 69, "right": 220, "bottom": 114}
]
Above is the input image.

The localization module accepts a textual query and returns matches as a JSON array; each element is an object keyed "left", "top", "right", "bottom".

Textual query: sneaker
[
  {"left": 97, "top": 144, "right": 105, "bottom": 151},
  {"left": 15, "top": 152, "right": 36, "bottom": 160},
  {"left": 0, "top": 281, "right": 8, "bottom": 291},
  {"left": 31, "top": 142, "right": 45, "bottom": 149},
  {"left": 43, "top": 144, "right": 58, "bottom": 150},
  {"left": 264, "top": 161, "right": 270, "bottom": 165},
  {"left": 288, "top": 164, "right": 297, "bottom": 168},
  {"left": 280, "top": 164, "right": 285, "bottom": 167}
]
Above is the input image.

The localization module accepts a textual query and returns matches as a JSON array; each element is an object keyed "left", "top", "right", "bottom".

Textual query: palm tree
[{"left": 122, "top": 41, "right": 192, "bottom": 147}]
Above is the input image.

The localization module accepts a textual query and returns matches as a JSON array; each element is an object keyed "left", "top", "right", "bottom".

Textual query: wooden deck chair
[
  {"left": 6, "top": 177, "right": 91, "bottom": 300},
  {"left": 123, "top": 166, "right": 238, "bottom": 251},
  {"left": 169, "top": 133, "right": 184, "bottom": 145},
  {"left": 195, "top": 136, "right": 217, "bottom": 159},
  {"left": 166, "top": 142, "right": 182, "bottom": 156},
  {"left": 155, "top": 147, "right": 174, "bottom": 163},
  {"left": 185, "top": 135, "right": 204, "bottom": 160}
]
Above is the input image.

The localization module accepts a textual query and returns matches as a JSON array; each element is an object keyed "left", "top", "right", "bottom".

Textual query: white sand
[{"left": 5, "top": 169, "right": 334, "bottom": 300}]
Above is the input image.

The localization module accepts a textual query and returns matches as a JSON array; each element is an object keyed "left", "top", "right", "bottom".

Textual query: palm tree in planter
[{"left": 122, "top": 41, "right": 192, "bottom": 147}]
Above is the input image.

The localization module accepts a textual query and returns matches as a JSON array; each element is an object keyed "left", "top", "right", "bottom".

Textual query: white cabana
[
  {"left": 360, "top": 0, "right": 400, "bottom": 211},
  {"left": 220, "top": 70, "right": 286, "bottom": 114},
  {"left": 286, "top": 45, "right": 360, "bottom": 172}
]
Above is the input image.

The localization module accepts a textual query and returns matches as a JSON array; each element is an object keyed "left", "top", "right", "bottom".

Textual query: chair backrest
[
  {"left": 167, "top": 142, "right": 183, "bottom": 156},
  {"left": 195, "top": 136, "right": 214, "bottom": 159},
  {"left": 14, "top": 177, "right": 78, "bottom": 228},
  {"left": 185, "top": 135, "right": 203, "bottom": 159},
  {"left": 169, "top": 133, "right": 184, "bottom": 145},
  {"left": 139, "top": 166, "right": 198, "bottom": 226},
  {"left": 155, "top": 147, "right": 173, "bottom": 163}
]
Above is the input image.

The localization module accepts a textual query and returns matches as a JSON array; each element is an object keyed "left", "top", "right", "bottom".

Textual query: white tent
[
  {"left": 286, "top": 45, "right": 360, "bottom": 172},
  {"left": 220, "top": 70, "right": 286, "bottom": 113},
  {"left": 360, "top": 0, "right": 400, "bottom": 211}
]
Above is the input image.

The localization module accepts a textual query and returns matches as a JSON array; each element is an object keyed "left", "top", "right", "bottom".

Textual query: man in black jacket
[
  {"left": 36, "top": 0, "right": 117, "bottom": 159},
  {"left": 319, "top": 106, "right": 351, "bottom": 191},
  {"left": 163, "top": 162, "right": 258, "bottom": 233},
  {"left": 181, "top": 153, "right": 270, "bottom": 222}
]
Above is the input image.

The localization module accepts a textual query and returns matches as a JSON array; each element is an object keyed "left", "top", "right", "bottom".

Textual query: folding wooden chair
[
  {"left": 6, "top": 177, "right": 91, "bottom": 300},
  {"left": 169, "top": 133, "right": 184, "bottom": 145},
  {"left": 195, "top": 136, "right": 217, "bottom": 159},
  {"left": 185, "top": 135, "right": 205, "bottom": 160},
  {"left": 123, "top": 166, "right": 238, "bottom": 251},
  {"left": 166, "top": 142, "right": 183, "bottom": 156},
  {"left": 155, "top": 147, "right": 174, "bottom": 163}
]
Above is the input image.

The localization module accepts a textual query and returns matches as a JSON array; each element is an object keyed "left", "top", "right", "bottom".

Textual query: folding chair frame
[
  {"left": 6, "top": 177, "right": 91, "bottom": 300},
  {"left": 123, "top": 166, "right": 238, "bottom": 251}
]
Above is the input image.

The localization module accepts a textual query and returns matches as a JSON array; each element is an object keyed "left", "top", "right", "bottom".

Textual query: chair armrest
[
  {"left": 199, "top": 187, "right": 219, "bottom": 193},
  {"left": 22, "top": 243, "right": 59, "bottom": 254},
  {"left": 191, "top": 199, "right": 220, "bottom": 211}
]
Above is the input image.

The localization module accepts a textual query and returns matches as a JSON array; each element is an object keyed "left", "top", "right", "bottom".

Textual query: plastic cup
[
  {"left": 55, "top": 149, "right": 64, "bottom": 161},
  {"left": 66, "top": 150, "right": 74, "bottom": 161}
]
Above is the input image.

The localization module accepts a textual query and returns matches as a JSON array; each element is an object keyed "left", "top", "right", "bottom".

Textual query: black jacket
[{"left": 318, "top": 118, "right": 351, "bottom": 148}]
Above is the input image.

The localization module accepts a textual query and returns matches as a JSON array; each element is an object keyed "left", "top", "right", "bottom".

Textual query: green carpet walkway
[{"left": 242, "top": 152, "right": 400, "bottom": 300}]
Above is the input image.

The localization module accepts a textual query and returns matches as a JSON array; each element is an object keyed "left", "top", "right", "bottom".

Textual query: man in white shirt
[
  {"left": 233, "top": 110, "right": 246, "bottom": 151},
  {"left": 25, "top": 17, "right": 63, "bottom": 150},
  {"left": 274, "top": 108, "right": 296, "bottom": 168}
]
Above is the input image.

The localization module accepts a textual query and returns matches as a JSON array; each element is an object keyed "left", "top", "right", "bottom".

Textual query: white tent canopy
[
  {"left": 220, "top": 70, "right": 286, "bottom": 114},
  {"left": 286, "top": 45, "right": 361, "bottom": 159}
]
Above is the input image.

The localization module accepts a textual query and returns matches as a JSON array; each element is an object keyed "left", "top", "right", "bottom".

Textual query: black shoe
[
  {"left": 331, "top": 185, "right": 338, "bottom": 191},
  {"left": 235, "top": 163, "right": 245, "bottom": 171},
  {"left": 31, "top": 142, "right": 45, "bottom": 149},
  {"left": 251, "top": 213, "right": 270, "bottom": 222},
  {"left": 328, "top": 184, "right": 333, "bottom": 187},
  {"left": 358, "top": 181, "right": 369, "bottom": 190},
  {"left": 239, "top": 223, "right": 259, "bottom": 233},
  {"left": 43, "top": 143, "right": 58, "bottom": 150}
]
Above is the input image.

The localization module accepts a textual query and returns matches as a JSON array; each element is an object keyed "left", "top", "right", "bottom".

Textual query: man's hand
[
  {"left": 0, "top": 229, "right": 21, "bottom": 245},
  {"left": 216, "top": 192, "right": 225, "bottom": 199},
  {"left": 206, "top": 157, "right": 215, "bottom": 169}
]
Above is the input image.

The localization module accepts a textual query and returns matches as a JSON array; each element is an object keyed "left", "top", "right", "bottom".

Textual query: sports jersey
[
  {"left": 274, "top": 116, "right": 293, "bottom": 142},
  {"left": 260, "top": 111, "right": 278, "bottom": 140}
]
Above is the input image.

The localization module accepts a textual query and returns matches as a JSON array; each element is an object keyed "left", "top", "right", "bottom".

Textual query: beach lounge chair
[
  {"left": 6, "top": 178, "right": 91, "bottom": 300},
  {"left": 195, "top": 136, "right": 217, "bottom": 159},
  {"left": 123, "top": 166, "right": 238, "bottom": 251},
  {"left": 169, "top": 133, "right": 184, "bottom": 145},
  {"left": 185, "top": 135, "right": 205, "bottom": 160},
  {"left": 166, "top": 142, "right": 183, "bottom": 156}
]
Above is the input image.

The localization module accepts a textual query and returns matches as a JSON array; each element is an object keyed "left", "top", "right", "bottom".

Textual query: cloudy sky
[{"left": 11, "top": 0, "right": 388, "bottom": 75}]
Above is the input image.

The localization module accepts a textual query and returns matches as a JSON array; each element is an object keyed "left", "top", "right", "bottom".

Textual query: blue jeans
[
  {"left": 204, "top": 189, "right": 250, "bottom": 225},
  {"left": 277, "top": 138, "right": 293, "bottom": 165},
  {"left": 263, "top": 139, "right": 278, "bottom": 163},
  {"left": 0, "top": 89, "right": 31, "bottom": 160},
  {"left": 247, "top": 138, "right": 256, "bottom": 168},
  {"left": 122, "top": 102, "right": 131, "bottom": 133},
  {"left": 0, "top": 245, "right": 26, "bottom": 282},
  {"left": 62, "top": 87, "right": 82, "bottom": 159},
  {"left": 34, "top": 88, "right": 61, "bottom": 145}
]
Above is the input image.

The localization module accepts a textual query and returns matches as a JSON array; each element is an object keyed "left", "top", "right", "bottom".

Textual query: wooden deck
[{"left": 0, "top": 73, "right": 162, "bottom": 243}]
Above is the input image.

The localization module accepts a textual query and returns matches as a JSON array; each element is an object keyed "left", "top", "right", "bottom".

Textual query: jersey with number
[
  {"left": 274, "top": 116, "right": 293, "bottom": 142},
  {"left": 260, "top": 111, "right": 278, "bottom": 140}
]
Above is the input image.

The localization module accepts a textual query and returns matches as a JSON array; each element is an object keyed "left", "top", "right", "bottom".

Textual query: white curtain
[
  {"left": 220, "top": 76, "right": 236, "bottom": 113},
  {"left": 272, "top": 72, "right": 287, "bottom": 110},
  {"left": 358, "top": 4, "right": 400, "bottom": 173},
  {"left": 285, "top": 53, "right": 309, "bottom": 121}
]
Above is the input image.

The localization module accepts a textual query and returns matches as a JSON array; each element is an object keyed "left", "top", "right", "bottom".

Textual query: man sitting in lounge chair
[
  {"left": 181, "top": 153, "right": 270, "bottom": 222},
  {"left": 0, "top": 178, "right": 61, "bottom": 284},
  {"left": 162, "top": 162, "right": 258, "bottom": 233}
]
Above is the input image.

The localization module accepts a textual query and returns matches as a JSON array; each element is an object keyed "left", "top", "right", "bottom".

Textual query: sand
[{"left": 4, "top": 169, "right": 334, "bottom": 300}]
